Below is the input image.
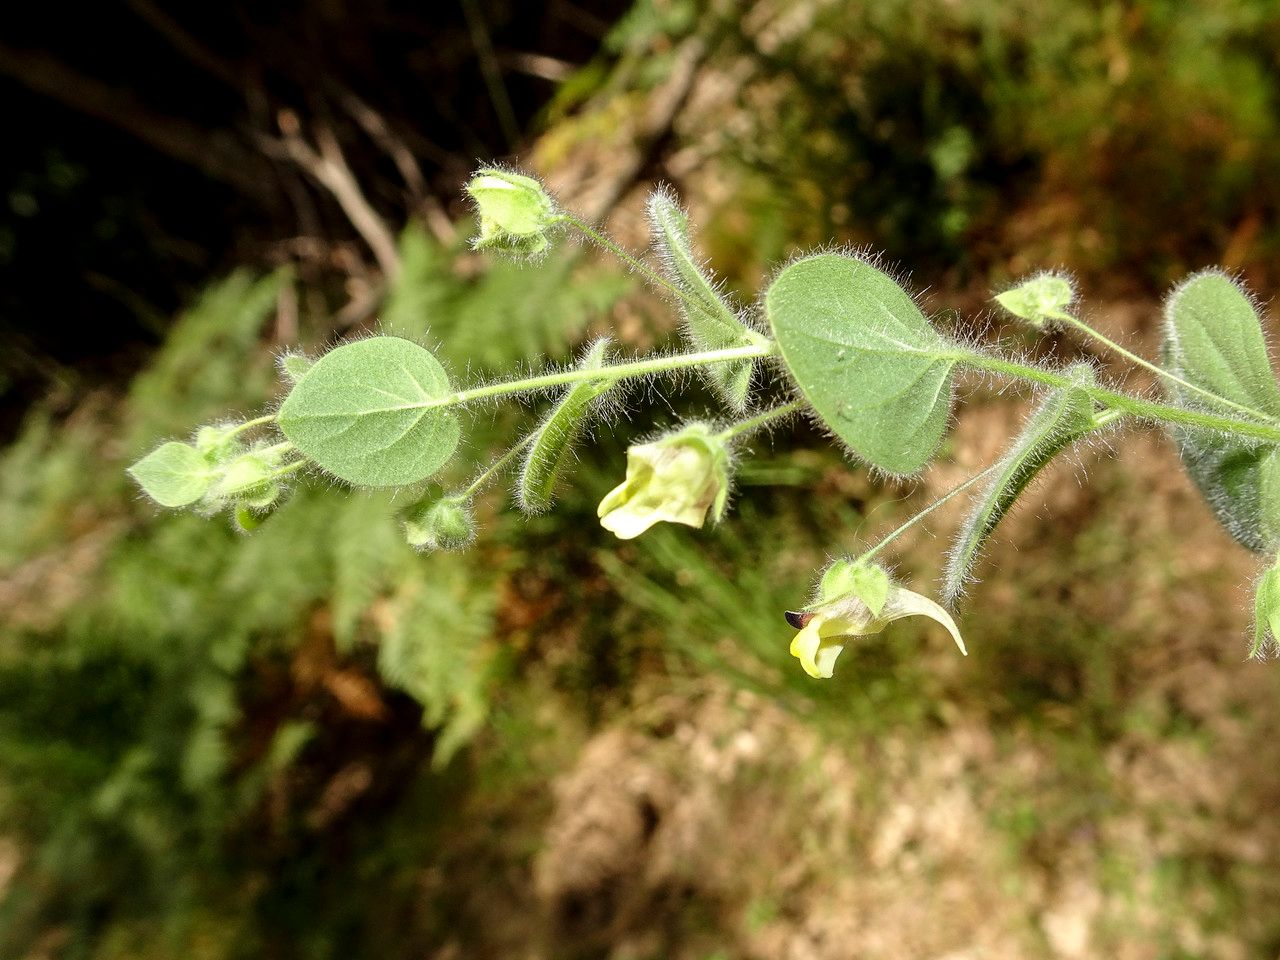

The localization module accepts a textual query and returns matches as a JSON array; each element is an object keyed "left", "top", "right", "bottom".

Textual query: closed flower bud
[
  {"left": 598, "top": 423, "right": 730, "bottom": 540},
  {"left": 209, "top": 452, "right": 277, "bottom": 503},
  {"left": 194, "top": 424, "right": 244, "bottom": 465},
  {"left": 786, "top": 559, "right": 966, "bottom": 679},
  {"left": 465, "top": 168, "right": 560, "bottom": 258},
  {"left": 994, "top": 272, "right": 1075, "bottom": 329},
  {"left": 404, "top": 494, "right": 475, "bottom": 552}
]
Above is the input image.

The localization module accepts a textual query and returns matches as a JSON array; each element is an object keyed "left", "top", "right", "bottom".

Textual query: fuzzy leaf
[
  {"left": 128, "top": 441, "right": 213, "bottom": 507},
  {"left": 766, "top": 253, "right": 957, "bottom": 475},
  {"left": 943, "top": 370, "right": 1097, "bottom": 606},
  {"left": 518, "top": 339, "right": 611, "bottom": 513},
  {"left": 1163, "top": 272, "right": 1280, "bottom": 551},
  {"left": 277, "top": 337, "right": 460, "bottom": 487},
  {"left": 648, "top": 191, "right": 758, "bottom": 408},
  {"left": 1252, "top": 558, "right": 1280, "bottom": 658}
]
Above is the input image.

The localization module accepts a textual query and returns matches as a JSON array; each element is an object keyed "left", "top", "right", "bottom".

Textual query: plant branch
[
  {"left": 457, "top": 432, "right": 539, "bottom": 501},
  {"left": 858, "top": 407, "right": 1125, "bottom": 564},
  {"left": 561, "top": 213, "right": 768, "bottom": 345},
  {"left": 443, "top": 342, "right": 776, "bottom": 409},
  {"left": 955, "top": 351, "right": 1280, "bottom": 443},
  {"left": 716, "top": 401, "right": 805, "bottom": 442},
  {"left": 1048, "top": 309, "right": 1271, "bottom": 421}
]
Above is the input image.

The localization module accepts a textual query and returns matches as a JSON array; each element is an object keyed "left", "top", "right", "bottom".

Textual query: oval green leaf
[
  {"left": 128, "top": 441, "right": 213, "bottom": 507},
  {"left": 1163, "top": 271, "right": 1280, "bottom": 551},
  {"left": 277, "top": 337, "right": 460, "bottom": 487},
  {"left": 766, "top": 253, "right": 957, "bottom": 475}
]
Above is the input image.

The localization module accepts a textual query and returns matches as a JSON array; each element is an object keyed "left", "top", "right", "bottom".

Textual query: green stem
[
  {"left": 560, "top": 213, "right": 696, "bottom": 305},
  {"left": 457, "top": 432, "right": 539, "bottom": 501},
  {"left": 715, "top": 401, "right": 805, "bottom": 442},
  {"left": 272, "top": 460, "right": 306, "bottom": 480},
  {"left": 441, "top": 342, "right": 776, "bottom": 409},
  {"left": 219, "top": 459, "right": 306, "bottom": 497},
  {"left": 858, "top": 463, "right": 1005, "bottom": 564},
  {"left": 228, "top": 415, "right": 276, "bottom": 438},
  {"left": 1048, "top": 309, "right": 1272, "bottom": 421},
  {"left": 858, "top": 406, "right": 1125, "bottom": 564},
  {"left": 955, "top": 351, "right": 1280, "bottom": 443},
  {"left": 560, "top": 214, "right": 767, "bottom": 346}
]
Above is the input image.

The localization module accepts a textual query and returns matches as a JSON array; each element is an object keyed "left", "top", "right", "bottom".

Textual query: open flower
[
  {"left": 598, "top": 424, "right": 730, "bottom": 540},
  {"left": 786, "top": 560, "right": 966, "bottom": 679}
]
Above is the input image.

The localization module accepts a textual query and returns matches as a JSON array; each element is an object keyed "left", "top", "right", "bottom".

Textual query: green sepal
[
  {"left": 518, "top": 338, "right": 612, "bottom": 514},
  {"left": 277, "top": 336, "right": 461, "bottom": 488},
  {"left": 234, "top": 505, "right": 266, "bottom": 532},
  {"left": 766, "top": 253, "right": 957, "bottom": 475},
  {"left": 816, "top": 559, "right": 892, "bottom": 617},
  {"left": 466, "top": 168, "right": 559, "bottom": 259},
  {"left": 647, "top": 190, "right": 761, "bottom": 409},
  {"left": 943, "top": 366, "right": 1098, "bottom": 607},
  {"left": 1162, "top": 271, "right": 1280, "bottom": 551},
  {"left": 128, "top": 441, "right": 213, "bottom": 508},
  {"left": 194, "top": 424, "right": 245, "bottom": 465}
]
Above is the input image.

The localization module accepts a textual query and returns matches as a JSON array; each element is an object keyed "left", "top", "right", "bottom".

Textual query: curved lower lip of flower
[{"left": 784, "top": 610, "right": 813, "bottom": 629}]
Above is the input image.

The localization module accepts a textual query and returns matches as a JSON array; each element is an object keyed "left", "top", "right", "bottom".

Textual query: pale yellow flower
[
  {"left": 787, "top": 581, "right": 966, "bottom": 679},
  {"left": 598, "top": 425, "right": 729, "bottom": 540}
]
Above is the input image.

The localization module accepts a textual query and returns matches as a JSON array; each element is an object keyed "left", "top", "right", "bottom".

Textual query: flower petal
[
  {"left": 881, "top": 585, "right": 968, "bottom": 655},
  {"left": 789, "top": 619, "right": 825, "bottom": 678}
]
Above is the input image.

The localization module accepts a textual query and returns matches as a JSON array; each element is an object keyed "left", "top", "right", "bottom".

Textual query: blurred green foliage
[{"left": 0, "top": 224, "right": 635, "bottom": 957}]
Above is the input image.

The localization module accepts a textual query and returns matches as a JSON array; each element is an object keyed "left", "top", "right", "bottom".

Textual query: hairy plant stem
[
  {"left": 228, "top": 414, "right": 276, "bottom": 437},
  {"left": 715, "top": 401, "right": 806, "bottom": 442},
  {"left": 560, "top": 213, "right": 770, "bottom": 346},
  {"left": 858, "top": 464, "right": 1004, "bottom": 565},
  {"left": 858, "top": 407, "right": 1125, "bottom": 564},
  {"left": 218, "top": 458, "right": 306, "bottom": 497},
  {"left": 560, "top": 213, "right": 702, "bottom": 307},
  {"left": 955, "top": 351, "right": 1280, "bottom": 443},
  {"left": 440, "top": 341, "right": 777, "bottom": 409},
  {"left": 1047, "top": 309, "right": 1271, "bottom": 421},
  {"left": 457, "top": 432, "right": 539, "bottom": 501}
]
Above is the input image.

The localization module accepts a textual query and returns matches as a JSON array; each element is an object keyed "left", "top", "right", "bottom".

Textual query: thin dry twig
[{"left": 258, "top": 111, "right": 402, "bottom": 279}]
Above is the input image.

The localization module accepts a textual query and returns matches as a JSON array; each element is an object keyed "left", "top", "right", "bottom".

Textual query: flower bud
[
  {"left": 465, "top": 168, "right": 559, "bottom": 258},
  {"left": 597, "top": 423, "right": 730, "bottom": 540},
  {"left": 194, "top": 424, "right": 244, "bottom": 465},
  {"left": 785, "top": 560, "right": 965, "bottom": 679},
  {"left": 209, "top": 452, "right": 277, "bottom": 503},
  {"left": 994, "top": 272, "right": 1075, "bottom": 329},
  {"left": 404, "top": 493, "right": 475, "bottom": 552}
]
